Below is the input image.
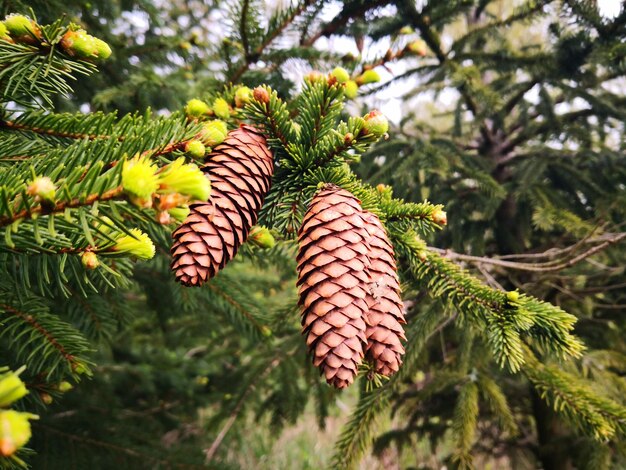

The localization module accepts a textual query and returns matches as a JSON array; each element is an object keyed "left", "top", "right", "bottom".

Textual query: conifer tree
[{"left": 0, "top": 2, "right": 624, "bottom": 469}]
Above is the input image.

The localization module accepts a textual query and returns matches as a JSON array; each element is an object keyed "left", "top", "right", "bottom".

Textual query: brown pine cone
[
  {"left": 171, "top": 125, "right": 274, "bottom": 286},
  {"left": 363, "top": 211, "right": 406, "bottom": 376},
  {"left": 297, "top": 185, "right": 370, "bottom": 389}
]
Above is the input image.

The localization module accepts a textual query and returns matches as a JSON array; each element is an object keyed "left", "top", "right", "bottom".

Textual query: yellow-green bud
[
  {"left": 122, "top": 154, "right": 158, "bottom": 199},
  {"left": 331, "top": 66, "right": 350, "bottom": 83},
  {"left": 157, "top": 158, "right": 211, "bottom": 201},
  {"left": 4, "top": 14, "right": 41, "bottom": 44},
  {"left": 261, "top": 325, "right": 272, "bottom": 337},
  {"left": 305, "top": 71, "right": 324, "bottom": 83},
  {"left": 506, "top": 290, "right": 520, "bottom": 302},
  {"left": 0, "top": 23, "right": 9, "bottom": 41},
  {"left": 212, "top": 97, "right": 231, "bottom": 120},
  {"left": 168, "top": 206, "right": 190, "bottom": 222},
  {"left": 0, "top": 373, "right": 27, "bottom": 407},
  {"left": 355, "top": 69, "right": 381, "bottom": 85},
  {"left": 185, "top": 99, "right": 210, "bottom": 119},
  {"left": 344, "top": 80, "right": 358, "bottom": 98},
  {"left": 0, "top": 410, "right": 37, "bottom": 457},
  {"left": 57, "top": 381, "right": 73, "bottom": 393},
  {"left": 113, "top": 228, "right": 155, "bottom": 260},
  {"left": 60, "top": 30, "right": 98, "bottom": 59},
  {"left": 249, "top": 226, "right": 275, "bottom": 249},
  {"left": 185, "top": 140, "right": 206, "bottom": 160},
  {"left": 200, "top": 120, "right": 228, "bottom": 146},
  {"left": 363, "top": 110, "right": 389, "bottom": 137},
  {"left": 253, "top": 86, "right": 270, "bottom": 104},
  {"left": 92, "top": 37, "right": 112, "bottom": 59},
  {"left": 399, "top": 26, "right": 414, "bottom": 35},
  {"left": 81, "top": 251, "right": 99, "bottom": 270},
  {"left": 407, "top": 39, "right": 427, "bottom": 56},
  {"left": 432, "top": 208, "right": 447, "bottom": 225},
  {"left": 234, "top": 86, "right": 252, "bottom": 107},
  {"left": 27, "top": 176, "right": 56, "bottom": 202}
]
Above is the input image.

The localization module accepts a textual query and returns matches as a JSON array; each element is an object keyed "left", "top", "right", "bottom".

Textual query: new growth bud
[
  {"left": 200, "top": 120, "right": 228, "bottom": 147},
  {"left": 432, "top": 208, "right": 447, "bottom": 225},
  {"left": 506, "top": 290, "right": 520, "bottom": 302},
  {"left": 249, "top": 226, "right": 276, "bottom": 249},
  {"left": 362, "top": 110, "right": 389, "bottom": 137},
  {"left": 0, "top": 410, "right": 37, "bottom": 457},
  {"left": 185, "top": 140, "right": 206, "bottom": 159},
  {"left": 234, "top": 86, "right": 252, "bottom": 107},
  {"left": 3, "top": 14, "right": 41, "bottom": 45},
  {"left": 60, "top": 30, "right": 111, "bottom": 60},
  {"left": 331, "top": 67, "right": 351, "bottom": 83},
  {"left": 344, "top": 80, "right": 358, "bottom": 98},
  {"left": 0, "top": 372, "right": 27, "bottom": 408},
  {"left": 81, "top": 251, "right": 100, "bottom": 270},
  {"left": 253, "top": 86, "right": 270, "bottom": 104},
  {"left": 113, "top": 228, "right": 156, "bottom": 260},
  {"left": 355, "top": 69, "right": 381, "bottom": 85},
  {"left": 27, "top": 176, "right": 56, "bottom": 203},
  {"left": 122, "top": 155, "right": 158, "bottom": 200},
  {"left": 157, "top": 158, "right": 211, "bottom": 201},
  {"left": 212, "top": 98, "right": 231, "bottom": 120},
  {"left": 407, "top": 39, "right": 428, "bottom": 56},
  {"left": 185, "top": 99, "right": 211, "bottom": 119}
]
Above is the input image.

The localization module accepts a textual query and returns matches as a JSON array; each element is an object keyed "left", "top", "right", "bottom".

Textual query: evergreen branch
[
  {"left": 204, "top": 357, "right": 281, "bottom": 462},
  {"left": 228, "top": 0, "right": 315, "bottom": 83},
  {"left": 452, "top": 381, "right": 479, "bottom": 469},
  {"left": 0, "top": 186, "right": 124, "bottom": 227},
  {"left": 524, "top": 347, "right": 626, "bottom": 441},
  {"left": 429, "top": 233, "right": 626, "bottom": 273},
  {"left": 0, "top": 118, "right": 116, "bottom": 141},
  {"left": 401, "top": 0, "right": 493, "bottom": 145},
  {"left": 302, "top": 0, "right": 393, "bottom": 46}
]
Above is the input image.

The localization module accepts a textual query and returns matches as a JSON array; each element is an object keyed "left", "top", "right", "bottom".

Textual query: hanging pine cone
[
  {"left": 296, "top": 185, "right": 370, "bottom": 389},
  {"left": 362, "top": 211, "right": 406, "bottom": 376},
  {"left": 171, "top": 125, "right": 274, "bottom": 286}
]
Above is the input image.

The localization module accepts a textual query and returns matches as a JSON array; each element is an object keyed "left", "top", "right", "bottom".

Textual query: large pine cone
[
  {"left": 296, "top": 185, "right": 370, "bottom": 389},
  {"left": 171, "top": 125, "right": 274, "bottom": 286},
  {"left": 363, "top": 212, "right": 406, "bottom": 376}
]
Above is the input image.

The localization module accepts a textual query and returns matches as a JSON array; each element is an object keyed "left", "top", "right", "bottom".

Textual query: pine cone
[
  {"left": 362, "top": 212, "right": 406, "bottom": 376},
  {"left": 297, "top": 185, "right": 370, "bottom": 389},
  {"left": 171, "top": 125, "right": 274, "bottom": 286}
]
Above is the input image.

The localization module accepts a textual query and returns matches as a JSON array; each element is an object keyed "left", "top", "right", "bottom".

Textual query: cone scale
[{"left": 171, "top": 125, "right": 274, "bottom": 286}]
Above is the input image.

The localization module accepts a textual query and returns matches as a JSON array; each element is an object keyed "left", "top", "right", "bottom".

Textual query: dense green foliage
[{"left": 0, "top": 1, "right": 625, "bottom": 469}]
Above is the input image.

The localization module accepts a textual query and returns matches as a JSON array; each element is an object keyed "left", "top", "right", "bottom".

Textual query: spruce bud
[
  {"left": 122, "top": 155, "right": 158, "bottom": 200},
  {"left": 157, "top": 158, "right": 211, "bottom": 201},
  {"left": 0, "top": 410, "right": 37, "bottom": 457},
  {"left": 331, "top": 66, "right": 350, "bottom": 83},
  {"left": 363, "top": 110, "right": 389, "bottom": 137},
  {"left": 200, "top": 120, "right": 228, "bottom": 146},
  {"left": 81, "top": 251, "right": 99, "bottom": 270},
  {"left": 344, "top": 80, "right": 358, "bottom": 98},
  {"left": 185, "top": 139, "right": 206, "bottom": 159},
  {"left": 0, "top": 373, "right": 27, "bottom": 408},
  {"left": 185, "top": 99, "right": 211, "bottom": 119},
  {"left": 212, "top": 97, "right": 231, "bottom": 119},
  {"left": 113, "top": 228, "right": 155, "bottom": 260},
  {"left": 432, "top": 208, "right": 447, "bottom": 225},
  {"left": 355, "top": 69, "right": 381, "bottom": 85},
  {"left": 234, "top": 86, "right": 252, "bottom": 107},
  {"left": 253, "top": 86, "right": 270, "bottom": 104},
  {"left": 3, "top": 14, "right": 41, "bottom": 44},
  {"left": 27, "top": 176, "right": 56, "bottom": 203},
  {"left": 249, "top": 226, "right": 276, "bottom": 249}
]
